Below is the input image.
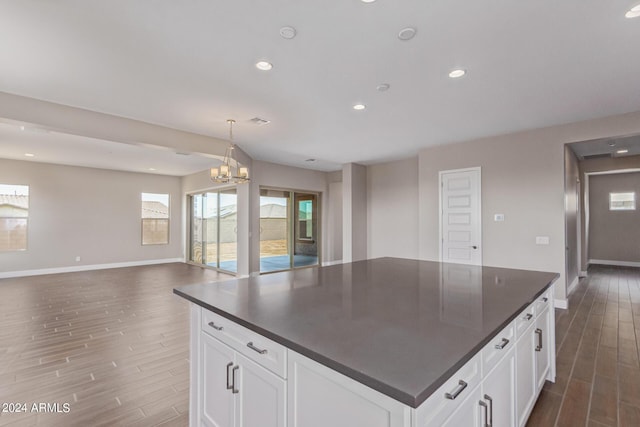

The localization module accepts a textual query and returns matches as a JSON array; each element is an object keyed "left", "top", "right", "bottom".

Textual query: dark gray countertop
[{"left": 174, "top": 257, "right": 559, "bottom": 408}]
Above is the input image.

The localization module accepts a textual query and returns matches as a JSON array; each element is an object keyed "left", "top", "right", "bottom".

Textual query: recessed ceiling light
[
  {"left": 19, "top": 126, "right": 25, "bottom": 131},
  {"left": 148, "top": 167, "right": 157, "bottom": 171},
  {"left": 279, "top": 26, "right": 297, "bottom": 39},
  {"left": 24, "top": 153, "right": 35, "bottom": 157},
  {"left": 398, "top": 27, "right": 417, "bottom": 41},
  {"left": 361, "top": 0, "right": 377, "bottom": 3},
  {"left": 305, "top": 158, "right": 317, "bottom": 162},
  {"left": 607, "top": 141, "right": 617, "bottom": 147},
  {"left": 353, "top": 104, "right": 366, "bottom": 111},
  {"left": 255, "top": 61, "right": 273, "bottom": 71},
  {"left": 626, "top": 4, "right": 640, "bottom": 18},
  {"left": 376, "top": 83, "right": 390, "bottom": 92},
  {"left": 449, "top": 69, "right": 467, "bottom": 78},
  {"left": 617, "top": 149, "right": 629, "bottom": 154}
]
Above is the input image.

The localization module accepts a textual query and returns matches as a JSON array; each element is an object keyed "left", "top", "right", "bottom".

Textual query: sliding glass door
[
  {"left": 259, "top": 188, "right": 319, "bottom": 273},
  {"left": 189, "top": 189, "right": 237, "bottom": 273}
]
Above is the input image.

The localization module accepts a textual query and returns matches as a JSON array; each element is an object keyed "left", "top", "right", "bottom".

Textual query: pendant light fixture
[{"left": 210, "top": 119, "right": 250, "bottom": 184}]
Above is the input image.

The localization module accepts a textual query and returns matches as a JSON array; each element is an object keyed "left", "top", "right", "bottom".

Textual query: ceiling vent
[
  {"left": 582, "top": 153, "right": 612, "bottom": 160},
  {"left": 249, "top": 117, "right": 271, "bottom": 126}
]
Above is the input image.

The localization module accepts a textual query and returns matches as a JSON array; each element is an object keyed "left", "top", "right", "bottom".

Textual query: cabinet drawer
[
  {"left": 534, "top": 290, "right": 551, "bottom": 316},
  {"left": 414, "top": 354, "right": 481, "bottom": 426},
  {"left": 515, "top": 303, "right": 536, "bottom": 338},
  {"left": 482, "top": 320, "right": 515, "bottom": 376},
  {"left": 202, "top": 308, "right": 287, "bottom": 378}
]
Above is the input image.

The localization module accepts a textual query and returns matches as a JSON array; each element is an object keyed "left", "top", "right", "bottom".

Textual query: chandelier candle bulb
[
  {"left": 210, "top": 168, "right": 219, "bottom": 179},
  {"left": 220, "top": 164, "right": 229, "bottom": 176},
  {"left": 239, "top": 167, "right": 248, "bottom": 178}
]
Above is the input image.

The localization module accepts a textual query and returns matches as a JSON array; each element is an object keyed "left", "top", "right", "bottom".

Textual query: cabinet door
[
  {"left": 482, "top": 348, "right": 516, "bottom": 427},
  {"left": 516, "top": 326, "right": 536, "bottom": 427},
  {"left": 201, "top": 333, "right": 236, "bottom": 427},
  {"left": 236, "top": 353, "right": 286, "bottom": 427},
  {"left": 535, "top": 307, "right": 551, "bottom": 391},
  {"left": 441, "top": 386, "right": 482, "bottom": 427}
]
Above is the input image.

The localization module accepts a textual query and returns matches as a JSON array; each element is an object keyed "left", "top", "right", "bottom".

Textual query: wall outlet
[
  {"left": 75, "top": 256, "right": 81, "bottom": 262},
  {"left": 494, "top": 214, "right": 505, "bottom": 222},
  {"left": 535, "top": 236, "right": 550, "bottom": 245}
]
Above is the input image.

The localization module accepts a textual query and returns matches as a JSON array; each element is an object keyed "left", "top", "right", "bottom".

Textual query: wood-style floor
[
  {"left": 0, "top": 263, "right": 227, "bottom": 427},
  {"left": 527, "top": 265, "right": 640, "bottom": 427}
]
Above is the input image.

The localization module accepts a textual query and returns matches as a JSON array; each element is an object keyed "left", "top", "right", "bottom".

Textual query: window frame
[
  {"left": 141, "top": 192, "right": 170, "bottom": 245},
  {"left": 0, "top": 184, "right": 29, "bottom": 252},
  {"left": 609, "top": 192, "right": 636, "bottom": 211}
]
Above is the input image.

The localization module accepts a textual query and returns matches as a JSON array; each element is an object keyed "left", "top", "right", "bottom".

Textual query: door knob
[{"left": 471, "top": 245, "right": 478, "bottom": 249}]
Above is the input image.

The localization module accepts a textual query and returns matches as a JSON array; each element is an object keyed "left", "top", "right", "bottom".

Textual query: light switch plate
[
  {"left": 536, "top": 236, "right": 550, "bottom": 245},
  {"left": 494, "top": 214, "right": 504, "bottom": 222}
]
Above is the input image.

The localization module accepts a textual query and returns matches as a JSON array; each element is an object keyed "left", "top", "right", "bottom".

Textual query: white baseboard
[
  {"left": 322, "top": 259, "right": 343, "bottom": 267},
  {"left": 0, "top": 258, "right": 183, "bottom": 279},
  {"left": 567, "top": 276, "right": 580, "bottom": 296},
  {"left": 555, "top": 299, "right": 568, "bottom": 309},
  {"left": 589, "top": 259, "right": 640, "bottom": 268},
  {"left": 579, "top": 270, "right": 588, "bottom": 278}
]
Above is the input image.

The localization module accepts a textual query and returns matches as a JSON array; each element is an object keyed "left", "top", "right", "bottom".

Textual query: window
[
  {"left": 298, "top": 199, "right": 313, "bottom": 240},
  {"left": 0, "top": 184, "right": 29, "bottom": 251},
  {"left": 609, "top": 192, "right": 636, "bottom": 211},
  {"left": 141, "top": 193, "right": 169, "bottom": 245}
]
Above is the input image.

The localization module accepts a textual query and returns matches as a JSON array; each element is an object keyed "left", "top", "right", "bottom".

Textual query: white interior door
[{"left": 440, "top": 168, "right": 482, "bottom": 265}]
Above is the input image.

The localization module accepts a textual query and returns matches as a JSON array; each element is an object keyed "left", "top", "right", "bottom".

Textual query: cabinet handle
[
  {"left": 484, "top": 394, "right": 493, "bottom": 427},
  {"left": 535, "top": 328, "right": 543, "bottom": 351},
  {"left": 524, "top": 313, "right": 533, "bottom": 321},
  {"left": 231, "top": 365, "right": 239, "bottom": 394},
  {"left": 542, "top": 297, "right": 548, "bottom": 302},
  {"left": 225, "top": 362, "right": 233, "bottom": 390},
  {"left": 247, "top": 342, "right": 268, "bottom": 355},
  {"left": 494, "top": 338, "right": 509, "bottom": 350},
  {"left": 208, "top": 321, "right": 223, "bottom": 331},
  {"left": 479, "top": 400, "right": 489, "bottom": 427},
  {"left": 444, "top": 380, "right": 468, "bottom": 400}
]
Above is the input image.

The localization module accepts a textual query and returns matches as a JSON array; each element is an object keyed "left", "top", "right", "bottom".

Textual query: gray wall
[
  {"left": 564, "top": 146, "right": 580, "bottom": 289},
  {"left": 343, "top": 163, "right": 367, "bottom": 262},
  {"left": 0, "top": 158, "right": 182, "bottom": 273},
  {"left": 367, "top": 157, "right": 419, "bottom": 259},
  {"left": 588, "top": 172, "right": 640, "bottom": 263}
]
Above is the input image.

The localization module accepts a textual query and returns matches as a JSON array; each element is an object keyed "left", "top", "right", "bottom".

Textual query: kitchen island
[{"left": 174, "top": 257, "right": 559, "bottom": 427}]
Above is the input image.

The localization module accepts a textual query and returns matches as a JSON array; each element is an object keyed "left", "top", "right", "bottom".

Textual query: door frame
[{"left": 438, "top": 167, "right": 482, "bottom": 264}]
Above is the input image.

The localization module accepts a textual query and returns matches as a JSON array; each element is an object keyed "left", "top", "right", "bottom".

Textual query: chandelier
[{"left": 210, "top": 119, "right": 250, "bottom": 184}]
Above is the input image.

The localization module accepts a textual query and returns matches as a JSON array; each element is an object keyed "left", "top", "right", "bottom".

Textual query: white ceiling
[{"left": 1, "top": 1, "right": 640, "bottom": 173}]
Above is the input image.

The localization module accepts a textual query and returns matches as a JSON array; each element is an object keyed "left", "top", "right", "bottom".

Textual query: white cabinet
[
  {"left": 482, "top": 347, "right": 516, "bottom": 427},
  {"left": 440, "top": 386, "right": 482, "bottom": 427},
  {"left": 516, "top": 322, "right": 536, "bottom": 427},
  {"left": 287, "top": 351, "right": 411, "bottom": 427},
  {"left": 194, "top": 307, "right": 287, "bottom": 427},
  {"left": 535, "top": 306, "right": 551, "bottom": 391}
]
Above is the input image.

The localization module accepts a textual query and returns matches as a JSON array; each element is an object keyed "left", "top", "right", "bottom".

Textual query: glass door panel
[
  {"left": 294, "top": 193, "right": 318, "bottom": 268},
  {"left": 219, "top": 189, "right": 237, "bottom": 273},
  {"left": 190, "top": 194, "right": 204, "bottom": 264},
  {"left": 204, "top": 193, "right": 218, "bottom": 268},
  {"left": 259, "top": 189, "right": 291, "bottom": 273}
]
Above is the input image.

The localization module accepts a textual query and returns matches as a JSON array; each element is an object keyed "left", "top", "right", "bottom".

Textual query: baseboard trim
[
  {"left": 555, "top": 299, "right": 568, "bottom": 309},
  {"left": 0, "top": 258, "right": 184, "bottom": 279},
  {"left": 321, "top": 259, "right": 343, "bottom": 267},
  {"left": 589, "top": 259, "right": 640, "bottom": 268},
  {"left": 567, "top": 276, "right": 580, "bottom": 296}
]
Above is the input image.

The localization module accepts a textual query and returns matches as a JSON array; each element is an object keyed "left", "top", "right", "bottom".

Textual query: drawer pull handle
[
  {"left": 484, "top": 394, "right": 493, "bottom": 427},
  {"left": 247, "top": 342, "right": 268, "bottom": 355},
  {"left": 231, "top": 365, "right": 239, "bottom": 394},
  {"left": 542, "top": 297, "right": 548, "bottom": 302},
  {"left": 445, "top": 380, "right": 468, "bottom": 400},
  {"left": 479, "top": 400, "right": 489, "bottom": 427},
  {"left": 494, "top": 338, "right": 509, "bottom": 350},
  {"left": 225, "top": 362, "right": 233, "bottom": 390},
  {"left": 208, "top": 321, "right": 223, "bottom": 331},
  {"left": 535, "top": 328, "right": 543, "bottom": 351},
  {"left": 524, "top": 313, "right": 533, "bottom": 321}
]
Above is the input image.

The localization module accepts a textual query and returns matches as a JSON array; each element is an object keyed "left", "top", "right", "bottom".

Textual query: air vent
[
  {"left": 249, "top": 117, "right": 271, "bottom": 126},
  {"left": 582, "top": 153, "right": 611, "bottom": 160}
]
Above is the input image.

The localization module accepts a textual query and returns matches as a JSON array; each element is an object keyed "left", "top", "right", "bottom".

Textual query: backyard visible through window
[
  {"left": 141, "top": 192, "right": 169, "bottom": 245},
  {"left": 609, "top": 192, "right": 636, "bottom": 210},
  {"left": 0, "top": 184, "right": 29, "bottom": 251}
]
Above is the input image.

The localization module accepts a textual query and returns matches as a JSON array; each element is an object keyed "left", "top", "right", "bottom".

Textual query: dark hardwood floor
[
  {"left": 528, "top": 265, "right": 640, "bottom": 427},
  {"left": 0, "top": 263, "right": 227, "bottom": 427}
]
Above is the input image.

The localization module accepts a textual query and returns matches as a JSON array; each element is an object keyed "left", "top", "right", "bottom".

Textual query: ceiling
[
  {"left": 1, "top": 1, "right": 640, "bottom": 174},
  {"left": 569, "top": 134, "right": 640, "bottom": 160}
]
